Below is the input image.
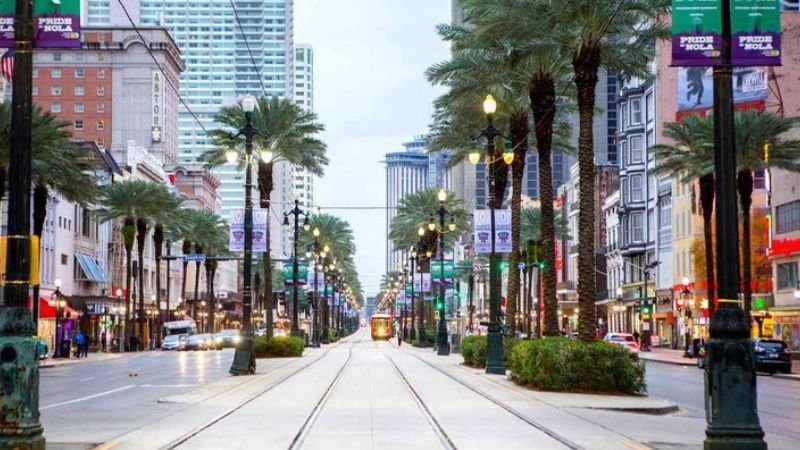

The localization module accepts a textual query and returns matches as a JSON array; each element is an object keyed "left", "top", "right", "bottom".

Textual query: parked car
[
  {"left": 162, "top": 334, "right": 186, "bottom": 351},
  {"left": 216, "top": 329, "right": 241, "bottom": 348},
  {"left": 602, "top": 333, "right": 640, "bottom": 354},
  {"left": 185, "top": 333, "right": 216, "bottom": 351},
  {"left": 754, "top": 339, "right": 792, "bottom": 374}
]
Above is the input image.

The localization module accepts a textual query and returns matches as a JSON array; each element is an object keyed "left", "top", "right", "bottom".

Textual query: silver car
[{"left": 162, "top": 334, "right": 185, "bottom": 351}]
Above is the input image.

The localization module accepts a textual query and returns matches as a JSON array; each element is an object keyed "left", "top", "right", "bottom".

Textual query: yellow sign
[{"left": 0, "top": 236, "right": 41, "bottom": 285}]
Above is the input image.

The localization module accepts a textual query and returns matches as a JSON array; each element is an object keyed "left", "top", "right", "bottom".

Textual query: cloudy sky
[{"left": 295, "top": 1, "right": 452, "bottom": 296}]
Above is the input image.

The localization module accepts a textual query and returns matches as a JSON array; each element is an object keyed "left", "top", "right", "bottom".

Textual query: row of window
[
  {"left": 33, "top": 68, "right": 106, "bottom": 80},
  {"left": 73, "top": 120, "right": 106, "bottom": 131},
  {"left": 33, "top": 85, "right": 105, "bottom": 97},
  {"left": 50, "top": 102, "right": 105, "bottom": 114},
  {"left": 619, "top": 92, "right": 656, "bottom": 132},
  {"left": 776, "top": 200, "right": 800, "bottom": 235}
]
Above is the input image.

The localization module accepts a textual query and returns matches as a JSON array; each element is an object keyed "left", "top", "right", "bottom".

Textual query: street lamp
[
  {"left": 680, "top": 278, "right": 694, "bottom": 356},
  {"left": 309, "top": 227, "right": 322, "bottom": 348},
  {"left": 284, "top": 199, "right": 311, "bottom": 339},
  {"left": 431, "top": 188, "right": 456, "bottom": 356},
  {"left": 116, "top": 288, "right": 124, "bottom": 352},
  {"left": 468, "top": 94, "right": 514, "bottom": 375},
  {"left": 230, "top": 94, "right": 259, "bottom": 376},
  {"left": 50, "top": 279, "right": 65, "bottom": 358}
]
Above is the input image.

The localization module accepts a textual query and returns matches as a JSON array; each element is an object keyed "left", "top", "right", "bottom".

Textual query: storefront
[
  {"left": 655, "top": 289, "right": 675, "bottom": 348},
  {"left": 772, "top": 311, "right": 800, "bottom": 352}
]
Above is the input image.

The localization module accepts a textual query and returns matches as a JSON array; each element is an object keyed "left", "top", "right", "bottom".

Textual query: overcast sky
[{"left": 295, "top": 1, "right": 452, "bottom": 297}]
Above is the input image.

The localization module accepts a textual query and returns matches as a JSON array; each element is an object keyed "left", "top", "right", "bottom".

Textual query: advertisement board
[
  {"left": 676, "top": 65, "right": 768, "bottom": 120},
  {"left": 0, "top": 0, "right": 82, "bottom": 48}
]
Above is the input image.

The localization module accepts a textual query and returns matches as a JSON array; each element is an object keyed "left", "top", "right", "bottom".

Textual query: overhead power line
[{"left": 229, "top": 0, "right": 269, "bottom": 97}]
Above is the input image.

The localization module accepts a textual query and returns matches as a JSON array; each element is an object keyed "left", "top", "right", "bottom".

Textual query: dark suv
[{"left": 753, "top": 339, "right": 792, "bottom": 374}]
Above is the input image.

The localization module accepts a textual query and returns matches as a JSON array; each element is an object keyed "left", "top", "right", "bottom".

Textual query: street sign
[{"left": 183, "top": 254, "right": 205, "bottom": 262}]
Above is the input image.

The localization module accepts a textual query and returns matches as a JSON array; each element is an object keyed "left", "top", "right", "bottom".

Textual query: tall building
[
  {"left": 291, "top": 44, "right": 315, "bottom": 212},
  {"left": 86, "top": 0, "right": 296, "bottom": 222},
  {"left": 384, "top": 135, "right": 451, "bottom": 272}
]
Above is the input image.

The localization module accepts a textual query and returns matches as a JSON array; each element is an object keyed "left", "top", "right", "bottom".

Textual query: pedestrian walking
[
  {"left": 101, "top": 331, "right": 107, "bottom": 352},
  {"left": 75, "top": 330, "right": 86, "bottom": 358},
  {"left": 633, "top": 330, "right": 640, "bottom": 346}
]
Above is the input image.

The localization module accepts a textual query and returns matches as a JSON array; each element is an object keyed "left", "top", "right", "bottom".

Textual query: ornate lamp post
[
  {"left": 408, "top": 245, "right": 419, "bottom": 341},
  {"left": 467, "top": 94, "right": 514, "bottom": 374},
  {"left": 49, "top": 279, "right": 65, "bottom": 358},
  {"left": 306, "top": 227, "right": 322, "bottom": 347},
  {"left": 230, "top": 94, "right": 259, "bottom": 376},
  {"left": 284, "top": 199, "right": 311, "bottom": 338},
  {"left": 429, "top": 188, "right": 457, "bottom": 356}
]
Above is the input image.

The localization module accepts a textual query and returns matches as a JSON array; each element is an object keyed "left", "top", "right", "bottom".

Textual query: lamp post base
[
  {"left": 703, "top": 307, "right": 766, "bottom": 450},
  {"left": 485, "top": 329, "right": 505, "bottom": 375},
  {"left": 229, "top": 335, "right": 256, "bottom": 376},
  {"left": 437, "top": 322, "right": 450, "bottom": 356},
  {"left": 417, "top": 328, "right": 428, "bottom": 347}
]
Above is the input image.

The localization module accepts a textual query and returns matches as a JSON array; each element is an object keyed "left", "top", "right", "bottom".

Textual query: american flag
[{"left": 1, "top": 50, "right": 13, "bottom": 83}]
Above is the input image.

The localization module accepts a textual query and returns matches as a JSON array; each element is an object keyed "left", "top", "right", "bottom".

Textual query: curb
[
  {"left": 587, "top": 403, "right": 681, "bottom": 415},
  {"left": 639, "top": 356, "right": 697, "bottom": 367},
  {"left": 773, "top": 373, "right": 800, "bottom": 382}
]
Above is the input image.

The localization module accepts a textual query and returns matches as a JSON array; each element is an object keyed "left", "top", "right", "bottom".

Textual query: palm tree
[
  {"left": 200, "top": 222, "right": 229, "bottom": 333},
  {"left": 204, "top": 96, "right": 328, "bottom": 339},
  {"left": 549, "top": 0, "right": 669, "bottom": 340},
  {"left": 0, "top": 103, "right": 100, "bottom": 321},
  {"left": 98, "top": 180, "right": 166, "bottom": 349},
  {"left": 733, "top": 112, "right": 800, "bottom": 327},
  {"left": 180, "top": 209, "right": 225, "bottom": 320},
  {"left": 152, "top": 198, "right": 185, "bottom": 329},
  {"left": 652, "top": 115, "right": 716, "bottom": 312}
]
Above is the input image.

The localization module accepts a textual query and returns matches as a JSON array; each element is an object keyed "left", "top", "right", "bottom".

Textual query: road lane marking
[
  {"left": 40, "top": 385, "right": 136, "bottom": 410},
  {"left": 140, "top": 384, "right": 199, "bottom": 388}
]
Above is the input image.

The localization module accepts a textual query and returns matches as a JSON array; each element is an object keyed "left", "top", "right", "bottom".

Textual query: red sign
[{"left": 769, "top": 237, "right": 800, "bottom": 258}]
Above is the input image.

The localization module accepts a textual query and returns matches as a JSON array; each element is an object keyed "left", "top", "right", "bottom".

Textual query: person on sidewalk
[
  {"left": 101, "top": 331, "right": 107, "bottom": 352},
  {"left": 75, "top": 331, "right": 86, "bottom": 358}
]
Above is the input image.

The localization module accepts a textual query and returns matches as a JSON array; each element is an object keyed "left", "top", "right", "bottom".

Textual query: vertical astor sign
[
  {"left": 671, "top": 0, "right": 723, "bottom": 66},
  {"left": 731, "top": 0, "right": 782, "bottom": 66},
  {"left": 0, "top": 0, "right": 82, "bottom": 48}
]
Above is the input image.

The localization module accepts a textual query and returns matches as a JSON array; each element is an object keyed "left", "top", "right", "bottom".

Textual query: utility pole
[{"left": 0, "top": 0, "right": 46, "bottom": 447}]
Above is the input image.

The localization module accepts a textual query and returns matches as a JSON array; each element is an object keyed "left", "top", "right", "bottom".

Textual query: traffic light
[
  {"left": 538, "top": 261, "right": 545, "bottom": 269},
  {"left": 435, "top": 297, "right": 445, "bottom": 312},
  {"left": 499, "top": 261, "right": 508, "bottom": 271}
]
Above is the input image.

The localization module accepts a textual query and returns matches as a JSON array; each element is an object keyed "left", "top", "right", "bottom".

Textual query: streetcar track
[
  {"left": 384, "top": 351, "right": 459, "bottom": 450},
  {"left": 159, "top": 337, "right": 354, "bottom": 450},
  {"left": 398, "top": 348, "right": 585, "bottom": 450},
  {"left": 287, "top": 342, "right": 357, "bottom": 450}
]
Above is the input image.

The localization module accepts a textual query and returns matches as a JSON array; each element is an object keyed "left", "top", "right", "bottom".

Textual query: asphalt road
[
  {"left": 40, "top": 349, "right": 236, "bottom": 448},
  {"left": 645, "top": 361, "right": 800, "bottom": 442}
]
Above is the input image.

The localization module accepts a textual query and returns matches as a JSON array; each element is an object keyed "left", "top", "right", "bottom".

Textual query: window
[
  {"left": 622, "top": 216, "right": 630, "bottom": 245},
  {"left": 776, "top": 200, "right": 800, "bottom": 234},
  {"left": 74, "top": 68, "right": 84, "bottom": 79},
  {"left": 620, "top": 104, "right": 628, "bottom": 130},
  {"left": 74, "top": 102, "right": 84, "bottom": 113},
  {"left": 646, "top": 93, "right": 654, "bottom": 121},
  {"left": 630, "top": 174, "right": 643, "bottom": 202},
  {"left": 96, "top": 138, "right": 105, "bottom": 148},
  {"left": 51, "top": 102, "right": 61, "bottom": 113},
  {"left": 777, "top": 262, "right": 798, "bottom": 290},
  {"left": 631, "top": 98, "right": 642, "bottom": 124},
  {"left": 632, "top": 213, "right": 644, "bottom": 242},
  {"left": 74, "top": 86, "right": 84, "bottom": 96},
  {"left": 96, "top": 103, "right": 105, "bottom": 113},
  {"left": 97, "top": 86, "right": 105, "bottom": 96},
  {"left": 81, "top": 210, "right": 91, "bottom": 237},
  {"left": 53, "top": 53, "right": 62, "bottom": 62},
  {"left": 32, "top": 86, "right": 38, "bottom": 96},
  {"left": 97, "top": 69, "right": 106, "bottom": 79},
  {"left": 74, "top": 120, "right": 84, "bottom": 130},
  {"left": 630, "top": 136, "right": 643, "bottom": 163},
  {"left": 61, "top": 254, "right": 68, "bottom": 265},
  {"left": 620, "top": 141, "right": 628, "bottom": 168},
  {"left": 621, "top": 178, "right": 628, "bottom": 204},
  {"left": 32, "top": 69, "right": 38, "bottom": 79},
  {"left": 51, "top": 69, "right": 61, "bottom": 79},
  {"left": 96, "top": 120, "right": 105, "bottom": 130},
  {"left": 51, "top": 86, "right": 61, "bottom": 96},
  {"left": 74, "top": 53, "right": 84, "bottom": 62}
]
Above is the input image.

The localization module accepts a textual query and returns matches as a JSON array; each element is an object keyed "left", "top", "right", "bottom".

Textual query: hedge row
[
  {"left": 508, "top": 338, "right": 646, "bottom": 395},
  {"left": 461, "top": 336, "right": 520, "bottom": 368},
  {"left": 253, "top": 336, "right": 305, "bottom": 358}
]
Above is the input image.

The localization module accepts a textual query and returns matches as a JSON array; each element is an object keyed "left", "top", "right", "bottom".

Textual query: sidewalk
[
  {"left": 39, "top": 350, "right": 135, "bottom": 368},
  {"left": 637, "top": 347, "right": 697, "bottom": 366}
]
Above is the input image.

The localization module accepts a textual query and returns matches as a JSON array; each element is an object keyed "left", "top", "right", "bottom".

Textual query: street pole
[
  {"left": 410, "top": 248, "right": 417, "bottom": 341},
  {"left": 436, "top": 191, "right": 450, "bottom": 356},
  {"left": 468, "top": 272, "right": 474, "bottom": 333},
  {"left": 0, "top": 0, "right": 44, "bottom": 444},
  {"left": 284, "top": 200, "right": 309, "bottom": 340},
  {"left": 311, "top": 231, "right": 321, "bottom": 348},
  {"left": 321, "top": 262, "right": 330, "bottom": 344},
  {"left": 418, "top": 255, "right": 428, "bottom": 346},
  {"left": 230, "top": 95, "right": 259, "bottom": 376},
  {"left": 704, "top": 1, "right": 765, "bottom": 447}
]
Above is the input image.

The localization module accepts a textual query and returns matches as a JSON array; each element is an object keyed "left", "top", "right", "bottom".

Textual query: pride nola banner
[
  {"left": 671, "top": 0, "right": 781, "bottom": 67},
  {"left": 0, "top": 0, "right": 82, "bottom": 48}
]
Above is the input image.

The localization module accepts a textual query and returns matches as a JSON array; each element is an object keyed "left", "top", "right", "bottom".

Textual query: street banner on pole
[
  {"left": 413, "top": 273, "right": 431, "bottom": 293},
  {"left": 671, "top": 0, "right": 723, "bottom": 66},
  {"left": 731, "top": 0, "right": 782, "bottom": 66},
  {"left": 228, "top": 209, "right": 268, "bottom": 253},
  {"left": 0, "top": 0, "right": 82, "bottom": 48},
  {"left": 307, "top": 271, "right": 323, "bottom": 292},
  {"left": 431, "top": 260, "right": 455, "bottom": 283},
  {"left": 473, "top": 209, "right": 492, "bottom": 254},
  {"left": 494, "top": 209, "right": 512, "bottom": 253},
  {"left": 282, "top": 261, "right": 309, "bottom": 285}
]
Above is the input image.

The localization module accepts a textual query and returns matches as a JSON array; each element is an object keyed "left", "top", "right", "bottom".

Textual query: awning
[{"left": 75, "top": 253, "right": 109, "bottom": 283}]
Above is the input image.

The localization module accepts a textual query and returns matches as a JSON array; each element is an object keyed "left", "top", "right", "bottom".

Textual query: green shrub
[
  {"left": 508, "top": 338, "right": 646, "bottom": 395},
  {"left": 412, "top": 330, "right": 436, "bottom": 348},
  {"left": 328, "top": 328, "right": 339, "bottom": 342},
  {"left": 253, "top": 336, "right": 305, "bottom": 358},
  {"left": 461, "top": 335, "right": 520, "bottom": 368}
]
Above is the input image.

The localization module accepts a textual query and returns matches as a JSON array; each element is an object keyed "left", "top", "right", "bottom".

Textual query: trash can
[{"left": 59, "top": 339, "right": 72, "bottom": 358}]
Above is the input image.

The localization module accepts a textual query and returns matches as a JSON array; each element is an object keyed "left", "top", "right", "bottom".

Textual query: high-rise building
[
  {"left": 384, "top": 135, "right": 451, "bottom": 273},
  {"left": 86, "top": 0, "right": 296, "bottom": 222},
  {"left": 292, "top": 44, "right": 314, "bottom": 212}
]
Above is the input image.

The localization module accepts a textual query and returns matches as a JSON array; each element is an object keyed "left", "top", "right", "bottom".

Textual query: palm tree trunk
[
  {"left": 122, "top": 217, "right": 135, "bottom": 350},
  {"left": 209, "top": 264, "right": 218, "bottom": 333},
  {"left": 737, "top": 170, "right": 754, "bottom": 333},
  {"left": 699, "top": 174, "right": 716, "bottom": 313},
  {"left": 136, "top": 218, "right": 147, "bottom": 348},
  {"left": 193, "top": 243, "right": 202, "bottom": 321},
  {"left": 506, "top": 112, "right": 529, "bottom": 335},
  {"left": 31, "top": 184, "right": 49, "bottom": 332},
  {"left": 573, "top": 47, "right": 601, "bottom": 341},
  {"left": 181, "top": 240, "right": 191, "bottom": 315},
  {"left": 530, "top": 71, "right": 559, "bottom": 336},
  {"left": 153, "top": 223, "right": 163, "bottom": 339},
  {"left": 259, "top": 161, "right": 275, "bottom": 338}
]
